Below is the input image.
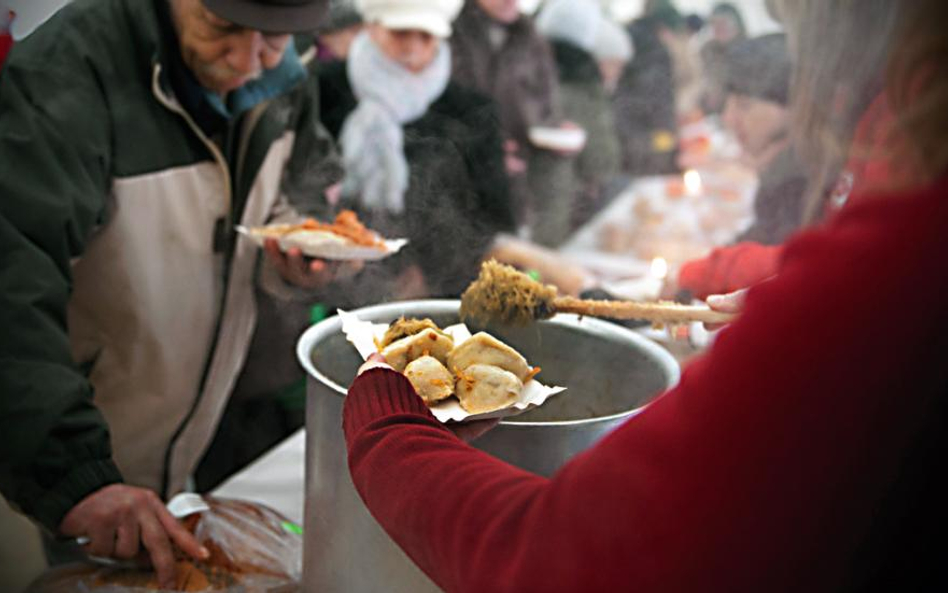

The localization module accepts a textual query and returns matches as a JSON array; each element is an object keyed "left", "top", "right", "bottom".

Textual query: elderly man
[{"left": 0, "top": 0, "right": 343, "bottom": 586}]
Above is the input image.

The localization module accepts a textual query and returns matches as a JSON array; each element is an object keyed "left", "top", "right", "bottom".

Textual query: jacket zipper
[{"left": 150, "top": 64, "right": 240, "bottom": 497}]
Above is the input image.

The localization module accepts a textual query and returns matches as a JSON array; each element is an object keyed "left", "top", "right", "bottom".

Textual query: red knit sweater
[{"left": 344, "top": 180, "right": 948, "bottom": 592}]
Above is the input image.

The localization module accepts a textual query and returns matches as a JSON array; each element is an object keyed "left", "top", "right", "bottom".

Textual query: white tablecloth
[{"left": 211, "top": 428, "right": 306, "bottom": 525}]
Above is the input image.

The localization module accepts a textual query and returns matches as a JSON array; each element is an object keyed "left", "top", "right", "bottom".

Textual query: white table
[{"left": 212, "top": 428, "right": 306, "bottom": 525}]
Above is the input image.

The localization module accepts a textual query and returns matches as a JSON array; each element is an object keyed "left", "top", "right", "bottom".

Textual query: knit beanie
[
  {"left": 355, "top": 0, "right": 463, "bottom": 37},
  {"left": 593, "top": 18, "right": 633, "bottom": 61},
  {"left": 536, "top": 0, "right": 632, "bottom": 62},
  {"left": 725, "top": 33, "right": 791, "bottom": 105},
  {"left": 318, "top": 0, "right": 363, "bottom": 33},
  {"left": 536, "top": 0, "right": 600, "bottom": 53}
]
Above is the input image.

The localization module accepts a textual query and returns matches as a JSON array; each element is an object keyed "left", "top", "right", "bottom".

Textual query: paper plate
[
  {"left": 237, "top": 225, "right": 408, "bottom": 261},
  {"left": 528, "top": 126, "right": 588, "bottom": 152},
  {"left": 338, "top": 310, "right": 566, "bottom": 423}
]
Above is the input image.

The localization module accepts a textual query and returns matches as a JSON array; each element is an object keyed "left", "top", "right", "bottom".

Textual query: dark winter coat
[{"left": 316, "top": 60, "right": 515, "bottom": 300}]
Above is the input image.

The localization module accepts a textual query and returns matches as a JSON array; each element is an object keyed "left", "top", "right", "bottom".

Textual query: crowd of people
[{"left": 1, "top": 0, "right": 946, "bottom": 590}]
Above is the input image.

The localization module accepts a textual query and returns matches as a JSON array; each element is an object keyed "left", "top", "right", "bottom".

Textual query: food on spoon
[
  {"left": 447, "top": 332, "right": 532, "bottom": 382},
  {"left": 381, "top": 328, "right": 454, "bottom": 372},
  {"left": 404, "top": 356, "right": 456, "bottom": 404},
  {"left": 454, "top": 364, "right": 524, "bottom": 414}
]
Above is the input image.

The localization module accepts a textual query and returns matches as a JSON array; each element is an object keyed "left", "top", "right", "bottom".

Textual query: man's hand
[
  {"left": 503, "top": 139, "right": 527, "bottom": 176},
  {"left": 264, "top": 238, "right": 363, "bottom": 289},
  {"left": 60, "top": 484, "right": 209, "bottom": 589},
  {"left": 551, "top": 120, "right": 585, "bottom": 157}
]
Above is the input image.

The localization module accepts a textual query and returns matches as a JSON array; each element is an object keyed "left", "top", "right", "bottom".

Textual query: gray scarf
[{"left": 340, "top": 32, "right": 452, "bottom": 214}]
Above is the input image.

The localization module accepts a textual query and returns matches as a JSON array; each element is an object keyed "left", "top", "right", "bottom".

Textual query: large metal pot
[{"left": 297, "top": 300, "right": 679, "bottom": 592}]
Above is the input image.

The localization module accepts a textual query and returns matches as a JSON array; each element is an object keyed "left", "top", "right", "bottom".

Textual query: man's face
[
  {"left": 368, "top": 24, "right": 440, "bottom": 74},
  {"left": 476, "top": 0, "right": 520, "bottom": 24},
  {"left": 722, "top": 93, "right": 789, "bottom": 159},
  {"left": 171, "top": 0, "right": 292, "bottom": 95}
]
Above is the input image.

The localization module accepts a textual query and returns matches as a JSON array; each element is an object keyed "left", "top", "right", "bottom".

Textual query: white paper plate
[
  {"left": 338, "top": 310, "right": 566, "bottom": 423},
  {"left": 237, "top": 225, "right": 408, "bottom": 261},
  {"left": 528, "top": 126, "right": 588, "bottom": 152}
]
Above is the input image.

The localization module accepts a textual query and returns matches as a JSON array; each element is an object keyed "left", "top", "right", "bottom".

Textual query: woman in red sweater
[{"left": 343, "top": 1, "right": 948, "bottom": 590}]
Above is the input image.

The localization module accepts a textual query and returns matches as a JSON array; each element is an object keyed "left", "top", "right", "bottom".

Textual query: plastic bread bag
[{"left": 27, "top": 496, "right": 302, "bottom": 593}]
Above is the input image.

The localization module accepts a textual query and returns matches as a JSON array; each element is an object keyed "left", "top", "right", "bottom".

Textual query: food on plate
[
  {"left": 249, "top": 209, "right": 386, "bottom": 250},
  {"left": 404, "top": 355, "right": 455, "bottom": 404},
  {"left": 381, "top": 317, "right": 445, "bottom": 348},
  {"left": 369, "top": 318, "right": 544, "bottom": 416},
  {"left": 447, "top": 332, "right": 532, "bottom": 382},
  {"left": 454, "top": 364, "right": 524, "bottom": 414},
  {"left": 381, "top": 328, "right": 455, "bottom": 372}
]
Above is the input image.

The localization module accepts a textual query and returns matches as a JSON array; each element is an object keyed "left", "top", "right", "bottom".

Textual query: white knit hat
[
  {"left": 593, "top": 18, "right": 633, "bottom": 61},
  {"left": 536, "top": 0, "right": 632, "bottom": 62},
  {"left": 536, "top": 0, "right": 600, "bottom": 53},
  {"left": 355, "top": 0, "right": 463, "bottom": 38}
]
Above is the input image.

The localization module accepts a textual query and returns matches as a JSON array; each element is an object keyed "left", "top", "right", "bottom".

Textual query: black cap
[
  {"left": 725, "top": 33, "right": 791, "bottom": 105},
  {"left": 203, "top": 0, "right": 329, "bottom": 34}
]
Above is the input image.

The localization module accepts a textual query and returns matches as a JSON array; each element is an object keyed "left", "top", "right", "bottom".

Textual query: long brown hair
[
  {"left": 885, "top": 1, "right": 948, "bottom": 185},
  {"left": 775, "top": 0, "right": 899, "bottom": 221}
]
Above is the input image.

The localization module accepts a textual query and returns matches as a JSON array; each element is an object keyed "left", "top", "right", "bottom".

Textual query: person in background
[
  {"left": 450, "top": 0, "right": 578, "bottom": 247},
  {"left": 535, "top": 0, "right": 632, "bottom": 232},
  {"left": 0, "top": 0, "right": 345, "bottom": 587},
  {"left": 340, "top": 0, "right": 948, "bottom": 590},
  {"left": 314, "top": 0, "right": 364, "bottom": 61},
  {"left": 613, "top": 1, "right": 684, "bottom": 175},
  {"left": 699, "top": 2, "right": 747, "bottom": 115},
  {"left": 0, "top": 9, "right": 13, "bottom": 70},
  {"left": 672, "top": 0, "right": 908, "bottom": 300},
  {"left": 672, "top": 34, "right": 807, "bottom": 299},
  {"left": 315, "top": 0, "right": 514, "bottom": 302}
]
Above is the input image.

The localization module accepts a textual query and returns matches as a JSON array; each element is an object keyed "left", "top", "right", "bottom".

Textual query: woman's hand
[
  {"left": 358, "top": 352, "right": 393, "bottom": 375},
  {"left": 705, "top": 289, "right": 747, "bottom": 330},
  {"left": 357, "top": 354, "right": 499, "bottom": 441}
]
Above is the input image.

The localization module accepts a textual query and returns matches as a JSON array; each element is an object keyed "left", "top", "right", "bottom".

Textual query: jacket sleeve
[{"left": 0, "top": 53, "right": 123, "bottom": 531}]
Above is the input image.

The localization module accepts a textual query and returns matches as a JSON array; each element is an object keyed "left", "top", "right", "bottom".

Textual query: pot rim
[{"left": 296, "top": 299, "right": 680, "bottom": 427}]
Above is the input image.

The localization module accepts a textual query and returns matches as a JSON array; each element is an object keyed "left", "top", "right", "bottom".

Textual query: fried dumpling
[
  {"left": 382, "top": 328, "right": 454, "bottom": 372},
  {"left": 447, "top": 332, "right": 531, "bottom": 381},
  {"left": 404, "top": 356, "right": 455, "bottom": 404},
  {"left": 381, "top": 317, "right": 444, "bottom": 348},
  {"left": 455, "top": 364, "right": 524, "bottom": 414}
]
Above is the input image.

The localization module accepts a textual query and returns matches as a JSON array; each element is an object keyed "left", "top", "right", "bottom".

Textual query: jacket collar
[{"left": 151, "top": 0, "right": 305, "bottom": 136}]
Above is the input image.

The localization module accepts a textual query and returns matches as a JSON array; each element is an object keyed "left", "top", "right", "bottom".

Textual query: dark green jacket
[
  {"left": 551, "top": 41, "right": 621, "bottom": 206},
  {"left": 0, "top": 0, "right": 338, "bottom": 531}
]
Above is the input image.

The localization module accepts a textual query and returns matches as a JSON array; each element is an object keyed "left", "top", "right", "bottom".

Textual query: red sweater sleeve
[
  {"left": 677, "top": 241, "right": 783, "bottom": 299},
  {"left": 344, "top": 182, "right": 948, "bottom": 592}
]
